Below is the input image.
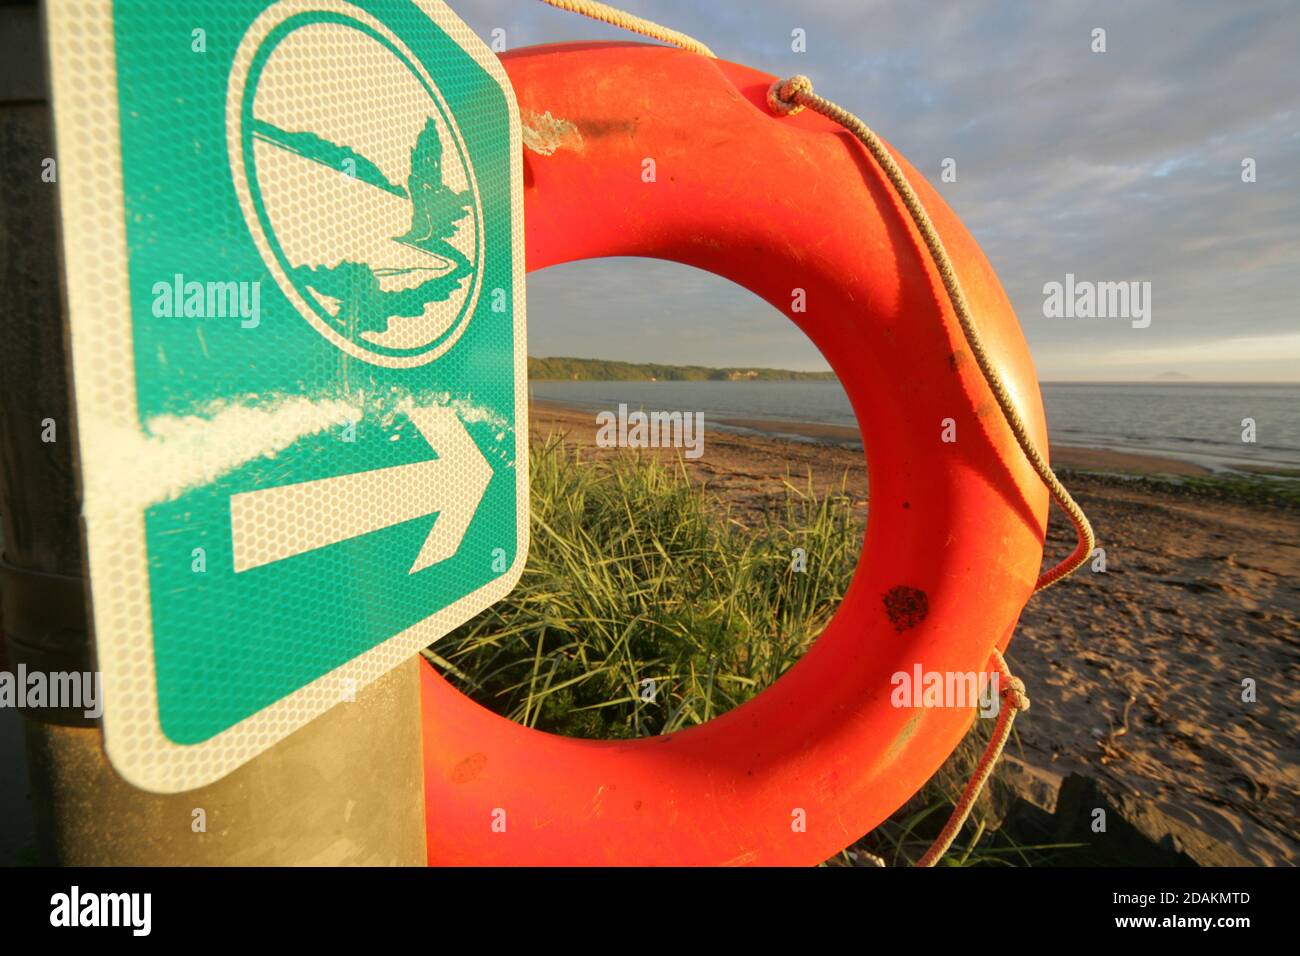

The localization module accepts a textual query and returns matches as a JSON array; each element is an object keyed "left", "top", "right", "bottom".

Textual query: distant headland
[{"left": 528, "top": 356, "right": 837, "bottom": 382}]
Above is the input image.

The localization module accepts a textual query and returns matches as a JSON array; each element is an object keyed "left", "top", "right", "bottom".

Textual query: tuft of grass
[
  {"left": 427, "top": 434, "right": 860, "bottom": 738},
  {"left": 1058, "top": 467, "right": 1300, "bottom": 509}
]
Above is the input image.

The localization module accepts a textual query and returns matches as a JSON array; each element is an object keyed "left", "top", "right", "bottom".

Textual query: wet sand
[{"left": 531, "top": 400, "right": 1300, "bottom": 866}]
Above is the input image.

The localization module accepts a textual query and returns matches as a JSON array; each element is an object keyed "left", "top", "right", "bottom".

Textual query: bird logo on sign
[{"left": 227, "top": 1, "right": 484, "bottom": 366}]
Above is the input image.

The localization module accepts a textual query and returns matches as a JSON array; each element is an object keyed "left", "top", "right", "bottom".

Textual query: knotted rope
[{"left": 915, "top": 649, "right": 1030, "bottom": 867}]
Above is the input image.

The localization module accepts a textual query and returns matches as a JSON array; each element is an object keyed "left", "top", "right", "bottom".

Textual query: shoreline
[{"left": 531, "top": 399, "right": 1291, "bottom": 479}]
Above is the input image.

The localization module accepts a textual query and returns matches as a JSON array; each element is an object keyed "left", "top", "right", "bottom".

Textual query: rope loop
[{"left": 766, "top": 71, "right": 1096, "bottom": 594}]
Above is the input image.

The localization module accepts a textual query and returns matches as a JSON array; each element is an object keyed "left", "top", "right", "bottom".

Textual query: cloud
[{"left": 456, "top": 0, "right": 1300, "bottom": 380}]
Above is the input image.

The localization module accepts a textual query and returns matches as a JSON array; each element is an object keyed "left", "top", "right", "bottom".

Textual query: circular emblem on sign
[{"left": 227, "top": 0, "right": 483, "bottom": 367}]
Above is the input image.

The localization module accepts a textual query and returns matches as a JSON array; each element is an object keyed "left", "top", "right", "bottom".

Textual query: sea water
[{"left": 529, "top": 380, "right": 1300, "bottom": 473}]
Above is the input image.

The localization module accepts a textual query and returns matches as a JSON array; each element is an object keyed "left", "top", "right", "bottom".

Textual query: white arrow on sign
[{"left": 229, "top": 405, "right": 493, "bottom": 574}]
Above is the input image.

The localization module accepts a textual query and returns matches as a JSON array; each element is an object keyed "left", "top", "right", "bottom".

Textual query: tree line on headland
[{"left": 528, "top": 356, "right": 837, "bottom": 382}]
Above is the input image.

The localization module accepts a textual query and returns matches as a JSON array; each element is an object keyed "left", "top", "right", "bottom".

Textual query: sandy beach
[{"left": 531, "top": 401, "right": 1300, "bottom": 866}]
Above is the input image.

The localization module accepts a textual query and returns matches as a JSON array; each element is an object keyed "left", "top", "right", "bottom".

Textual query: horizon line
[{"left": 525, "top": 356, "right": 1298, "bottom": 384}]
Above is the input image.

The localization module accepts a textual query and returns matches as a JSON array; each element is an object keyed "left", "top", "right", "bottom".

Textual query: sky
[{"left": 455, "top": 0, "right": 1299, "bottom": 381}]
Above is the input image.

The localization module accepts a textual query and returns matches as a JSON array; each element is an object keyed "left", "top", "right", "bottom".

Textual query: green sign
[{"left": 48, "top": 0, "right": 527, "bottom": 792}]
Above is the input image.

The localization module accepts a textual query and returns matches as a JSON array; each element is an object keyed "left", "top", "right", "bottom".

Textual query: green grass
[
  {"left": 1059, "top": 467, "right": 1300, "bottom": 509},
  {"left": 428, "top": 434, "right": 859, "bottom": 738},
  {"left": 427, "top": 435, "right": 1070, "bottom": 864}
]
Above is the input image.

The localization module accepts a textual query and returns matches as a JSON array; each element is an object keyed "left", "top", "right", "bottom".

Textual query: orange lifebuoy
[{"left": 420, "top": 41, "right": 1050, "bottom": 866}]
